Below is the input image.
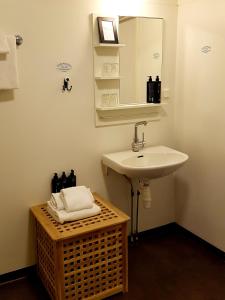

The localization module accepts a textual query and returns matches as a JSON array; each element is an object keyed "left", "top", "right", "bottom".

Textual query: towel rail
[{"left": 15, "top": 35, "right": 23, "bottom": 46}]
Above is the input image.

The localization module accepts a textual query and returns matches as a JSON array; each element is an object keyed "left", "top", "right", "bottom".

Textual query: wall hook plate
[
  {"left": 62, "top": 78, "right": 72, "bottom": 92},
  {"left": 201, "top": 45, "right": 212, "bottom": 53}
]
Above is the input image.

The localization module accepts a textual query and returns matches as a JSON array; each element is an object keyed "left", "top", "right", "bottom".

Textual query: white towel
[
  {"left": 0, "top": 34, "right": 10, "bottom": 54},
  {"left": 50, "top": 193, "right": 64, "bottom": 211},
  {"left": 0, "top": 35, "right": 19, "bottom": 90},
  {"left": 47, "top": 201, "right": 101, "bottom": 224},
  {"left": 61, "top": 186, "right": 94, "bottom": 212}
]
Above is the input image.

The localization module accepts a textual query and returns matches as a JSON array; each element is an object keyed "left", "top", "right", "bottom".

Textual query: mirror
[{"left": 119, "top": 17, "right": 163, "bottom": 105}]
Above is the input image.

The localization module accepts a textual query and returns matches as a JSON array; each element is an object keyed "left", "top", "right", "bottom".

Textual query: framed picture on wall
[{"left": 97, "top": 17, "right": 119, "bottom": 44}]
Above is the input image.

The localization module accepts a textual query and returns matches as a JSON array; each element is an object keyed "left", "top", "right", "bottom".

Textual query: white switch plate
[{"left": 163, "top": 88, "right": 170, "bottom": 99}]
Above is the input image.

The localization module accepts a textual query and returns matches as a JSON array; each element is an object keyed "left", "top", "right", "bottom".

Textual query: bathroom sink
[{"left": 102, "top": 145, "right": 188, "bottom": 179}]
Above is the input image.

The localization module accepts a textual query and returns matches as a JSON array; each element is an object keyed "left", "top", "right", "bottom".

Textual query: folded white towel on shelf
[
  {"left": 47, "top": 201, "right": 101, "bottom": 224},
  {"left": 0, "top": 35, "right": 19, "bottom": 90},
  {"left": 0, "top": 34, "right": 10, "bottom": 54},
  {"left": 61, "top": 186, "right": 94, "bottom": 212},
  {"left": 50, "top": 193, "right": 64, "bottom": 211}
]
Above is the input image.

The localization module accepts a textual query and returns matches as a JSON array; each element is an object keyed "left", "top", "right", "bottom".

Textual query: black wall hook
[{"left": 62, "top": 78, "right": 72, "bottom": 92}]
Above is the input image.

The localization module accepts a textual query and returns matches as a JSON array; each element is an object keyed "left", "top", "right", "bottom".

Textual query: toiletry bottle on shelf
[
  {"left": 51, "top": 173, "right": 61, "bottom": 193},
  {"left": 67, "top": 169, "right": 76, "bottom": 187},
  {"left": 60, "top": 171, "right": 68, "bottom": 189},
  {"left": 153, "top": 75, "right": 161, "bottom": 103},
  {"left": 147, "top": 76, "right": 154, "bottom": 103}
]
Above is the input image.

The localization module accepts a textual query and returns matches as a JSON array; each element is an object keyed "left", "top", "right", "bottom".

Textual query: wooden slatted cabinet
[{"left": 31, "top": 193, "right": 129, "bottom": 300}]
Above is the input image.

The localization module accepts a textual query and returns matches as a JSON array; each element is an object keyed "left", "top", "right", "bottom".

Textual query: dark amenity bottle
[
  {"left": 51, "top": 173, "right": 61, "bottom": 193},
  {"left": 60, "top": 171, "right": 68, "bottom": 189},
  {"left": 67, "top": 169, "right": 76, "bottom": 187},
  {"left": 153, "top": 75, "right": 161, "bottom": 103},
  {"left": 147, "top": 76, "right": 154, "bottom": 103}
]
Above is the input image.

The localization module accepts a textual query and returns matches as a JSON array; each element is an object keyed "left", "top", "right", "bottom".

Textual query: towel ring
[{"left": 15, "top": 35, "right": 23, "bottom": 46}]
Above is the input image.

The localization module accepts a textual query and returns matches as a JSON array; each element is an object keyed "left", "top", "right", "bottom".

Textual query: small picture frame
[{"left": 97, "top": 17, "right": 119, "bottom": 44}]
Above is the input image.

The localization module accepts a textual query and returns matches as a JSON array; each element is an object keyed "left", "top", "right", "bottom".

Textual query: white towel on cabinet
[
  {"left": 60, "top": 186, "right": 94, "bottom": 212},
  {"left": 50, "top": 193, "right": 64, "bottom": 211},
  {"left": 0, "top": 35, "right": 19, "bottom": 90},
  {"left": 47, "top": 201, "right": 101, "bottom": 224}
]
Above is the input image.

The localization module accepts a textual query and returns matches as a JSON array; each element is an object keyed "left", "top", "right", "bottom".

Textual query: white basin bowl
[{"left": 102, "top": 145, "right": 188, "bottom": 179}]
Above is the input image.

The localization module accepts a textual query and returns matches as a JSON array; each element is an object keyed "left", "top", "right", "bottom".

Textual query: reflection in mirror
[{"left": 119, "top": 17, "right": 163, "bottom": 105}]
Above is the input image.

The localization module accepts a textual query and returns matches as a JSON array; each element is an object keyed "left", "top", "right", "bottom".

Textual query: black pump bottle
[
  {"left": 67, "top": 169, "right": 76, "bottom": 187},
  {"left": 60, "top": 172, "right": 67, "bottom": 189},
  {"left": 147, "top": 76, "right": 154, "bottom": 103},
  {"left": 153, "top": 76, "right": 161, "bottom": 103},
  {"left": 51, "top": 173, "right": 61, "bottom": 193}
]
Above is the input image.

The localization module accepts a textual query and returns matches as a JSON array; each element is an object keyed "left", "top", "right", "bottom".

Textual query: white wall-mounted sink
[{"left": 102, "top": 145, "right": 188, "bottom": 179}]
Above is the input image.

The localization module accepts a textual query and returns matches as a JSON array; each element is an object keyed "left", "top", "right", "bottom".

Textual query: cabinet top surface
[{"left": 31, "top": 193, "right": 129, "bottom": 241}]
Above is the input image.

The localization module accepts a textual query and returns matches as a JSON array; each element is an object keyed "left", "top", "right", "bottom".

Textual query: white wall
[
  {"left": 0, "top": 0, "right": 178, "bottom": 274},
  {"left": 175, "top": 0, "right": 225, "bottom": 251}
]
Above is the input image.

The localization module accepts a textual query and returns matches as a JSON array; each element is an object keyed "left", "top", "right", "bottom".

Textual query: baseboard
[
  {"left": 138, "top": 222, "right": 178, "bottom": 238},
  {"left": 173, "top": 223, "right": 225, "bottom": 257},
  {"left": 139, "top": 222, "right": 225, "bottom": 257},
  {"left": 0, "top": 265, "right": 36, "bottom": 286}
]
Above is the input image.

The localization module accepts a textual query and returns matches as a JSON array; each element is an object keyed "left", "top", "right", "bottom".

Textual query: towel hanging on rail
[
  {"left": 0, "top": 35, "right": 19, "bottom": 90},
  {"left": 0, "top": 34, "right": 10, "bottom": 54}
]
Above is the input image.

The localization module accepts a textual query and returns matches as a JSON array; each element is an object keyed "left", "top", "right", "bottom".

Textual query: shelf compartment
[
  {"left": 95, "top": 76, "right": 121, "bottom": 80},
  {"left": 94, "top": 43, "right": 126, "bottom": 48},
  {"left": 96, "top": 102, "right": 166, "bottom": 124},
  {"left": 96, "top": 102, "right": 163, "bottom": 111}
]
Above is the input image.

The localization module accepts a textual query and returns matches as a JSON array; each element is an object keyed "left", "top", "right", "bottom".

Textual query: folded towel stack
[
  {"left": 47, "top": 186, "right": 101, "bottom": 224},
  {"left": 50, "top": 193, "right": 64, "bottom": 211}
]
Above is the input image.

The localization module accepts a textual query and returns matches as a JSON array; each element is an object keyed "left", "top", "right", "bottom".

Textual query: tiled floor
[{"left": 1, "top": 224, "right": 225, "bottom": 300}]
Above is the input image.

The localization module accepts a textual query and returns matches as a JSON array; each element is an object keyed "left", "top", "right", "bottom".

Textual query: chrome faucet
[{"left": 132, "top": 121, "right": 148, "bottom": 152}]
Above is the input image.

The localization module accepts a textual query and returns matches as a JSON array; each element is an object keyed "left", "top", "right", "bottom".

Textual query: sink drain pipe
[
  {"left": 124, "top": 175, "right": 138, "bottom": 243},
  {"left": 124, "top": 176, "right": 152, "bottom": 244},
  {"left": 139, "top": 178, "right": 152, "bottom": 209},
  {"left": 136, "top": 189, "right": 140, "bottom": 241}
]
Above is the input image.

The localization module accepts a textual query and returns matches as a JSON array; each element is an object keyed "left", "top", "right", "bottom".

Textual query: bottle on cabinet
[
  {"left": 60, "top": 172, "right": 68, "bottom": 189},
  {"left": 67, "top": 169, "right": 76, "bottom": 187},
  {"left": 51, "top": 170, "right": 77, "bottom": 192},
  {"left": 51, "top": 173, "right": 61, "bottom": 193}
]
